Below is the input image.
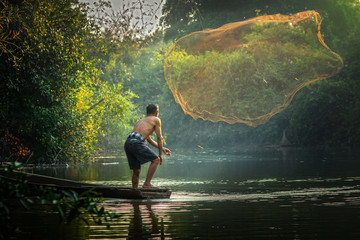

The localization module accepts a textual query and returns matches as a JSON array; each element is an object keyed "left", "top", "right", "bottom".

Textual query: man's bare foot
[{"left": 142, "top": 184, "right": 158, "bottom": 189}]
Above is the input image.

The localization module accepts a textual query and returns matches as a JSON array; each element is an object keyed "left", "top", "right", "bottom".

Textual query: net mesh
[{"left": 164, "top": 11, "right": 344, "bottom": 127}]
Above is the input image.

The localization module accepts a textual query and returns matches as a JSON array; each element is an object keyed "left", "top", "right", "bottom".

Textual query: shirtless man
[{"left": 124, "top": 104, "right": 171, "bottom": 188}]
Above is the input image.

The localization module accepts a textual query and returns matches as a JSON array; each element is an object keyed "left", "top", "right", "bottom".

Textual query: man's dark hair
[{"left": 146, "top": 104, "right": 159, "bottom": 115}]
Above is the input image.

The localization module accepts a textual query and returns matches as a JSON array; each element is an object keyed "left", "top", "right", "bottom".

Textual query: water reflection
[
  {"left": 128, "top": 202, "right": 165, "bottom": 239},
  {"left": 86, "top": 201, "right": 190, "bottom": 239},
  {"left": 26, "top": 147, "right": 360, "bottom": 186},
  {"left": 15, "top": 147, "right": 360, "bottom": 239}
]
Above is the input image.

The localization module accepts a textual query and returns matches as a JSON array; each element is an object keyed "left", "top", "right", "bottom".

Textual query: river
[{"left": 12, "top": 147, "right": 360, "bottom": 239}]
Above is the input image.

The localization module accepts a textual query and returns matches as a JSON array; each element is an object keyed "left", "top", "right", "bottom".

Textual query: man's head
[{"left": 146, "top": 104, "right": 159, "bottom": 116}]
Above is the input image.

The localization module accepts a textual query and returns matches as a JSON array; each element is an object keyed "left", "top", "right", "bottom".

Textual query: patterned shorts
[{"left": 124, "top": 132, "right": 158, "bottom": 169}]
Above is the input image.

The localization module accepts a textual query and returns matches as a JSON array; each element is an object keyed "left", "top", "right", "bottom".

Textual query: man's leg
[
  {"left": 143, "top": 158, "right": 160, "bottom": 188},
  {"left": 132, "top": 168, "right": 141, "bottom": 188}
]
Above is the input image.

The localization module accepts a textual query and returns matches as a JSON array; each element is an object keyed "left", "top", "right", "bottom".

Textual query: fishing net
[{"left": 164, "top": 11, "right": 343, "bottom": 127}]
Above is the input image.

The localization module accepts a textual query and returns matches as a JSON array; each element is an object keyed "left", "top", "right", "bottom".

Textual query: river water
[{"left": 13, "top": 147, "right": 360, "bottom": 239}]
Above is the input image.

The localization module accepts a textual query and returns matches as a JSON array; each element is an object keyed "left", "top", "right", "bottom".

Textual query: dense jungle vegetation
[{"left": 1, "top": 0, "right": 360, "bottom": 164}]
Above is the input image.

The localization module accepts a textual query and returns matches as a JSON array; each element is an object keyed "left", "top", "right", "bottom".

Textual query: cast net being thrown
[{"left": 164, "top": 11, "right": 344, "bottom": 127}]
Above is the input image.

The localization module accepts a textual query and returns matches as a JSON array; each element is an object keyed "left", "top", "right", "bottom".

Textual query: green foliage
[
  {"left": 0, "top": 0, "right": 136, "bottom": 162},
  {"left": 84, "top": 37, "right": 142, "bottom": 152},
  {"left": 0, "top": 161, "right": 118, "bottom": 239},
  {"left": 289, "top": 0, "right": 360, "bottom": 147},
  {"left": 161, "top": 0, "right": 200, "bottom": 41}
]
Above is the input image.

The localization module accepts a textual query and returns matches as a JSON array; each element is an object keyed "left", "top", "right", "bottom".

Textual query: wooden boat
[{"left": 1, "top": 171, "right": 171, "bottom": 199}]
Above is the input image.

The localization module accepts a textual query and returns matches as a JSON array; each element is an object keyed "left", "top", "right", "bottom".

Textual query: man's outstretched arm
[
  {"left": 155, "top": 118, "right": 163, "bottom": 162},
  {"left": 147, "top": 136, "right": 172, "bottom": 155}
]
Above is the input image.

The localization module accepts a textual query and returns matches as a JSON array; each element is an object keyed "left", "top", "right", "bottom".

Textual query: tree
[{"left": 0, "top": 0, "right": 136, "bottom": 163}]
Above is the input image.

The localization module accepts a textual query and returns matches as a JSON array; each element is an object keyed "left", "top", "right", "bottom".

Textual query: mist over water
[{"left": 15, "top": 147, "right": 360, "bottom": 239}]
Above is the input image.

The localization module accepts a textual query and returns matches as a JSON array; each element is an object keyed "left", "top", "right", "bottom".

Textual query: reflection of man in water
[
  {"left": 124, "top": 104, "right": 171, "bottom": 188},
  {"left": 128, "top": 202, "right": 164, "bottom": 239}
]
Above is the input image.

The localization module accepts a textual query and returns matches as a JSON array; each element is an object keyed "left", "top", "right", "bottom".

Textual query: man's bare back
[{"left": 132, "top": 116, "right": 161, "bottom": 140}]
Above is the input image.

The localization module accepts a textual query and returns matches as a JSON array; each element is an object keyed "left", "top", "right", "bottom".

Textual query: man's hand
[{"left": 163, "top": 147, "right": 172, "bottom": 156}]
